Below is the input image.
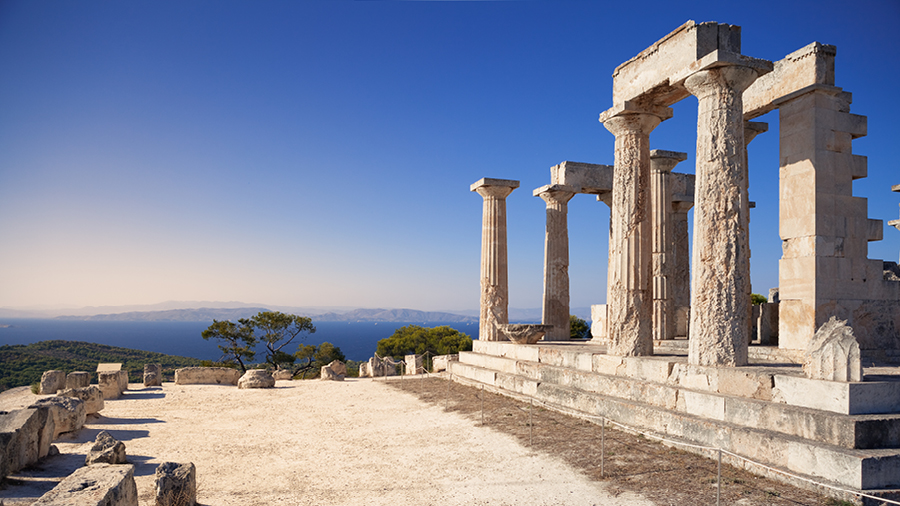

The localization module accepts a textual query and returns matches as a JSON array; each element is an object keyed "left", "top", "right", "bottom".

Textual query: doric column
[
  {"left": 471, "top": 178, "right": 519, "bottom": 341},
  {"left": 671, "top": 200, "right": 693, "bottom": 337},
  {"left": 684, "top": 65, "right": 761, "bottom": 367},
  {"left": 535, "top": 184, "right": 577, "bottom": 341},
  {"left": 598, "top": 105, "right": 671, "bottom": 356},
  {"left": 650, "top": 150, "right": 688, "bottom": 341},
  {"left": 742, "top": 121, "right": 768, "bottom": 342}
]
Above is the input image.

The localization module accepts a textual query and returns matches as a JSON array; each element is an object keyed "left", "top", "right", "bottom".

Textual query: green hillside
[{"left": 0, "top": 340, "right": 204, "bottom": 392}]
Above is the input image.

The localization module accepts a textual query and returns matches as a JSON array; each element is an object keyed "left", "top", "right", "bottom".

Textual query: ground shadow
[
  {"left": 127, "top": 454, "right": 158, "bottom": 477},
  {"left": 121, "top": 391, "right": 165, "bottom": 400},
  {"left": 92, "top": 415, "right": 164, "bottom": 425},
  {"left": 67, "top": 426, "right": 150, "bottom": 443}
]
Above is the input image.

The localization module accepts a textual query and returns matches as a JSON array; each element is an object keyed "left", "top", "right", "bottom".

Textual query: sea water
[{"left": 0, "top": 319, "right": 480, "bottom": 361}]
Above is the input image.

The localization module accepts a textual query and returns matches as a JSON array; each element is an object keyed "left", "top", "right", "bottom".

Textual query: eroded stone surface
[
  {"left": 0, "top": 407, "right": 54, "bottom": 476},
  {"left": 59, "top": 386, "right": 104, "bottom": 415},
  {"left": 154, "top": 461, "right": 196, "bottom": 506},
  {"left": 40, "top": 371, "right": 66, "bottom": 395},
  {"left": 33, "top": 463, "right": 137, "bottom": 506},
  {"left": 535, "top": 185, "right": 576, "bottom": 341},
  {"left": 804, "top": 317, "right": 861, "bottom": 382},
  {"left": 174, "top": 367, "right": 240, "bottom": 386},
  {"left": 65, "top": 372, "right": 90, "bottom": 390},
  {"left": 98, "top": 372, "right": 121, "bottom": 400},
  {"left": 143, "top": 364, "right": 161, "bottom": 387},
  {"left": 238, "top": 370, "right": 275, "bottom": 389},
  {"left": 272, "top": 370, "right": 293, "bottom": 381},
  {"left": 86, "top": 431, "right": 127, "bottom": 465},
  {"left": 29, "top": 396, "right": 85, "bottom": 439}
]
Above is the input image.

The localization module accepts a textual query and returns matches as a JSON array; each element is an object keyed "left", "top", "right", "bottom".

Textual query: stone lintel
[
  {"left": 743, "top": 42, "right": 836, "bottom": 120},
  {"left": 611, "top": 21, "right": 742, "bottom": 106},
  {"left": 670, "top": 49, "right": 773, "bottom": 88},
  {"left": 745, "top": 121, "right": 769, "bottom": 142},
  {"left": 471, "top": 178, "right": 520, "bottom": 192},
  {"left": 771, "top": 83, "right": 843, "bottom": 109},
  {"left": 550, "top": 161, "right": 613, "bottom": 195},
  {"left": 533, "top": 184, "right": 577, "bottom": 198}
]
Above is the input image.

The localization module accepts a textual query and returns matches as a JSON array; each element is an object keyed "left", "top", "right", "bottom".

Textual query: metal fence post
[
  {"left": 717, "top": 448, "right": 722, "bottom": 506},
  {"left": 601, "top": 417, "right": 605, "bottom": 479}
]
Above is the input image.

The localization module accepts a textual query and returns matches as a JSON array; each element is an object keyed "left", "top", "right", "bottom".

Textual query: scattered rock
[
  {"left": 804, "top": 316, "right": 862, "bottom": 382},
  {"left": 320, "top": 365, "right": 344, "bottom": 381},
  {"left": 40, "top": 370, "right": 66, "bottom": 395},
  {"left": 326, "top": 360, "right": 347, "bottom": 376},
  {"left": 272, "top": 369, "right": 293, "bottom": 381},
  {"left": 59, "top": 385, "right": 105, "bottom": 415},
  {"left": 66, "top": 371, "right": 90, "bottom": 389},
  {"left": 86, "top": 430, "right": 127, "bottom": 465},
  {"left": 29, "top": 395, "right": 86, "bottom": 438},
  {"left": 48, "top": 444, "right": 60, "bottom": 457},
  {"left": 144, "top": 364, "right": 162, "bottom": 387},
  {"left": 155, "top": 461, "right": 197, "bottom": 506},
  {"left": 238, "top": 370, "right": 275, "bottom": 389}
]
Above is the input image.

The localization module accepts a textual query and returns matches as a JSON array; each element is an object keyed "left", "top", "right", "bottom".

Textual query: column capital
[
  {"left": 471, "top": 178, "right": 519, "bottom": 199},
  {"left": 650, "top": 150, "right": 688, "bottom": 174},
  {"left": 684, "top": 65, "right": 760, "bottom": 100},
  {"left": 672, "top": 200, "right": 694, "bottom": 213},
  {"left": 600, "top": 102, "right": 671, "bottom": 137},
  {"left": 744, "top": 121, "right": 769, "bottom": 145},
  {"left": 533, "top": 184, "right": 576, "bottom": 204}
]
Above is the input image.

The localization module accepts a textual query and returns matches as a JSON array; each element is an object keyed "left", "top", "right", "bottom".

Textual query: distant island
[{"left": 54, "top": 307, "right": 478, "bottom": 323}]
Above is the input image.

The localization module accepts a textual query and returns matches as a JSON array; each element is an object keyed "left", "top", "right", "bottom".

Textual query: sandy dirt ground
[{"left": 0, "top": 379, "right": 652, "bottom": 506}]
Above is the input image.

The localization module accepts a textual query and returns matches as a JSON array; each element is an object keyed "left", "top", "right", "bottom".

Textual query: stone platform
[{"left": 448, "top": 340, "right": 900, "bottom": 501}]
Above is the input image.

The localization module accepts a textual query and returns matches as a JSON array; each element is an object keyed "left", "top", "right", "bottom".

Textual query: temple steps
[{"left": 448, "top": 340, "right": 900, "bottom": 494}]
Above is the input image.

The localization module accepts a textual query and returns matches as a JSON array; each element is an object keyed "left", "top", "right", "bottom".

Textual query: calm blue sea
[{"left": 0, "top": 319, "right": 480, "bottom": 362}]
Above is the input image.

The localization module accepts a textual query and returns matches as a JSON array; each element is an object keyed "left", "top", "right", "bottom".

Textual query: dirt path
[{"left": 0, "top": 379, "right": 651, "bottom": 505}]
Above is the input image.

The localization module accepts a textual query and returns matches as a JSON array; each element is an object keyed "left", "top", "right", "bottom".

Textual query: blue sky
[{"left": 0, "top": 0, "right": 898, "bottom": 312}]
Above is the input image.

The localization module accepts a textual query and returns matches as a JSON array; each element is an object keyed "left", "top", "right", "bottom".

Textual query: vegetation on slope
[{"left": 0, "top": 340, "right": 204, "bottom": 392}]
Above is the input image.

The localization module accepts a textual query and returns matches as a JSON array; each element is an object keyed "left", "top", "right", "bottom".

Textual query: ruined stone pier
[{"left": 535, "top": 184, "right": 576, "bottom": 341}]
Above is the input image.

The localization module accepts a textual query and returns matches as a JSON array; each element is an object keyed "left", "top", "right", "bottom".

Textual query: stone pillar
[
  {"left": 650, "top": 150, "right": 687, "bottom": 341},
  {"left": 598, "top": 106, "right": 670, "bottom": 356},
  {"left": 535, "top": 184, "right": 577, "bottom": 341},
  {"left": 742, "top": 121, "right": 768, "bottom": 343},
  {"left": 671, "top": 200, "right": 693, "bottom": 337},
  {"left": 891, "top": 184, "right": 900, "bottom": 262},
  {"left": 471, "top": 178, "right": 520, "bottom": 341},
  {"left": 684, "top": 65, "right": 761, "bottom": 367}
]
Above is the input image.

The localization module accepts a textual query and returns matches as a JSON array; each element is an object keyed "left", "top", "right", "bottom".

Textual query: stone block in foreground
[
  {"left": 29, "top": 396, "right": 86, "bottom": 439},
  {"left": 59, "top": 386, "right": 104, "bottom": 415},
  {"left": 41, "top": 370, "right": 66, "bottom": 395},
  {"left": 0, "top": 407, "right": 54, "bottom": 476},
  {"left": 32, "top": 463, "right": 137, "bottom": 506},
  {"left": 174, "top": 367, "right": 240, "bottom": 386}
]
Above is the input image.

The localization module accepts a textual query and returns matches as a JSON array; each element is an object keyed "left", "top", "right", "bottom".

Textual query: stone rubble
[
  {"left": 237, "top": 370, "right": 275, "bottom": 389},
  {"left": 154, "top": 461, "right": 197, "bottom": 506},
  {"left": 86, "top": 430, "right": 128, "bottom": 465}
]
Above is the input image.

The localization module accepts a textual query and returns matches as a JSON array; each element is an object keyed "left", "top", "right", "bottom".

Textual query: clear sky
[{"left": 1, "top": 0, "right": 898, "bottom": 313}]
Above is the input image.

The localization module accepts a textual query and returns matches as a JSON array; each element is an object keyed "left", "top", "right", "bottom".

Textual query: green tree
[
  {"left": 292, "top": 342, "right": 346, "bottom": 378},
  {"left": 376, "top": 325, "right": 472, "bottom": 361},
  {"left": 241, "top": 311, "right": 316, "bottom": 370},
  {"left": 570, "top": 315, "right": 592, "bottom": 340},
  {"left": 201, "top": 320, "right": 257, "bottom": 372},
  {"left": 751, "top": 293, "right": 768, "bottom": 305}
]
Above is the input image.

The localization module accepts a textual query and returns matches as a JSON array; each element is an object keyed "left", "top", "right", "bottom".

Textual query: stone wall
[{"left": 174, "top": 367, "right": 240, "bottom": 386}]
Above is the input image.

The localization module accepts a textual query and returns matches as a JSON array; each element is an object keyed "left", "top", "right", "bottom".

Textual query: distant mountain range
[{"left": 49, "top": 306, "right": 478, "bottom": 323}]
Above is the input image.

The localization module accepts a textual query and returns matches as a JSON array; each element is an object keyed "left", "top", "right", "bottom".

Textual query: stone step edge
[
  {"left": 447, "top": 367, "right": 900, "bottom": 506},
  {"left": 458, "top": 350, "right": 900, "bottom": 444},
  {"left": 449, "top": 361, "right": 900, "bottom": 490}
]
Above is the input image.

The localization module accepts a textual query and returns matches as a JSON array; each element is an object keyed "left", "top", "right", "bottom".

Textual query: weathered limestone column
[
  {"left": 535, "top": 184, "right": 577, "bottom": 341},
  {"left": 742, "top": 121, "right": 768, "bottom": 342},
  {"left": 684, "top": 66, "right": 761, "bottom": 367},
  {"left": 891, "top": 184, "right": 900, "bottom": 262},
  {"left": 598, "top": 106, "right": 671, "bottom": 356},
  {"left": 650, "top": 150, "right": 687, "bottom": 341},
  {"left": 671, "top": 200, "right": 693, "bottom": 337},
  {"left": 471, "top": 178, "right": 519, "bottom": 341}
]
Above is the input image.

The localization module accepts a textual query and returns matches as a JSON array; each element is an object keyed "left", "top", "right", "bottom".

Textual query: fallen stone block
[
  {"left": 155, "top": 461, "right": 197, "bottom": 506},
  {"left": 432, "top": 354, "right": 459, "bottom": 373},
  {"left": 29, "top": 396, "right": 86, "bottom": 439},
  {"left": 86, "top": 431, "right": 127, "bottom": 465},
  {"left": 0, "top": 407, "right": 55, "bottom": 476},
  {"left": 144, "top": 364, "right": 162, "bottom": 387},
  {"left": 238, "top": 370, "right": 275, "bottom": 389},
  {"left": 98, "top": 372, "right": 121, "bottom": 400},
  {"left": 66, "top": 372, "right": 91, "bottom": 390},
  {"left": 358, "top": 362, "right": 370, "bottom": 377},
  {"left": 404, "top": 355, "right": 422, "bottom": 375},
  {"left": 40, "top": 370, "right": 66, "bottom": 395},
  {"left": 320, "top": 365, "right": 344, "bottom": 381},
  {"left": 32, "top": 463, "right": 137, "bottom": 506},
  {"left": 327, "top": 360, "right": 347, "bottom": 376},
  {"left": 174, "top": 367, "right": 240, "bottom": 386},
  {"left": 116, "top": 370, "right": 128, "bottom": 393},
  {"left": 59, "top": 386, "right": 104, "bottom": 415},
  {"left": 272, "top": 369, "right": 293, "bottom": 381}
]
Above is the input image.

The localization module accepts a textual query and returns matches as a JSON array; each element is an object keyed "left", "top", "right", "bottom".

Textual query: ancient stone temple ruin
[{"left": 457, "top": 21, "right": 900, "bottom": 502}]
